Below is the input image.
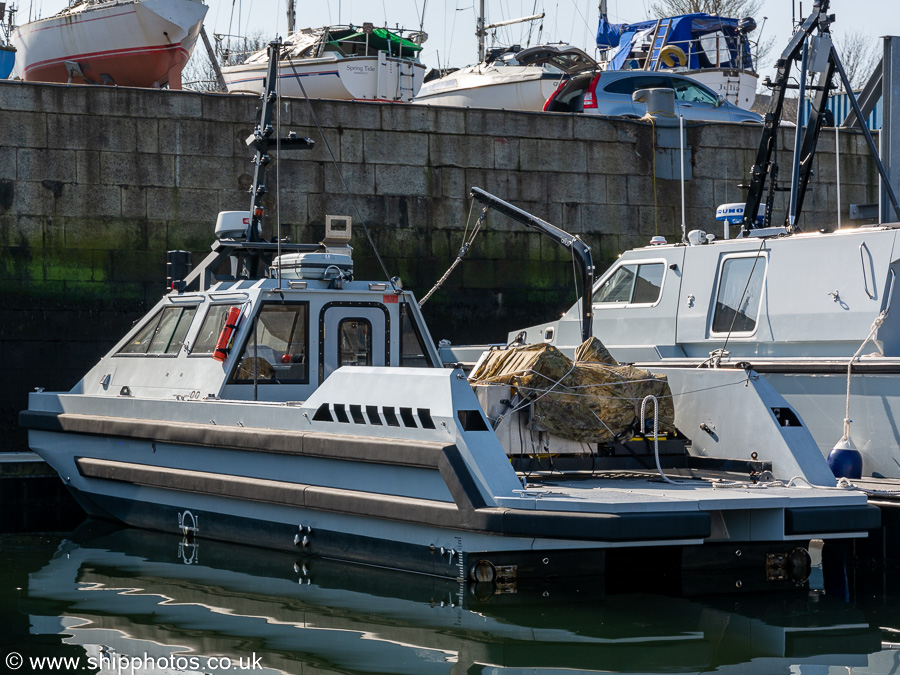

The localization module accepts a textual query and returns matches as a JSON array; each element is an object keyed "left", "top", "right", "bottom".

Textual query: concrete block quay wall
[{"left": 0, "top": 80, "right": 882, "bottom": 449}]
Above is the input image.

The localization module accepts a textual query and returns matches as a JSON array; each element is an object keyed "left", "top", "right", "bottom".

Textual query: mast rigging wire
[{"left": 286, "top": 61, "right": 395, "bottom": 285}]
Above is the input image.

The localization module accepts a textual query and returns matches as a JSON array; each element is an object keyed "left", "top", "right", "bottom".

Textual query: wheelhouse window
[
  {"left": 399, "top": 303, "right": 431, "bottom": 367},
  {"left": 230, "top": 303, "right": 309, "bottom": 384},
  {"left": 117, "top": 306, "right": 197, "bottom": 356},
  {"left": 192, "top": 304, "right": 238, "bottom": 354},
  {"left": 338, "top": 319, "right": 372, "bottom": 367},
  {"left": 711, "top": 256, "right": 766, "bottom": 334},
  {"left": 592, "top": 262, "right": 664, "bottom": 305}
]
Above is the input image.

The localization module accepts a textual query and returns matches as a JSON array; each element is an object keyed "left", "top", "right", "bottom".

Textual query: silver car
[{"left": 517, "top": 45, "right": 762, "bottom": 123}]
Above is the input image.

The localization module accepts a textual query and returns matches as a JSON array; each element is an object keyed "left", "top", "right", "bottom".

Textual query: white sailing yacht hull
[
  {"left": 688, "top": 69, "right": 758, "bottom": 110},
  {"left": 9, "top": 0, "right": 207, "bottom": 89},
  {"left": 222, "top": 54, "right": 426, "bottom": 102},
  {"left": 413, "top": 66, "right": 564, "bottom": 111}
]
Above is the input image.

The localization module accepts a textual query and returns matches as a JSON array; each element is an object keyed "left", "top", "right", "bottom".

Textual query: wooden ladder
[{"left": 645, "top": 18, "right": 673, "bottom": 71}]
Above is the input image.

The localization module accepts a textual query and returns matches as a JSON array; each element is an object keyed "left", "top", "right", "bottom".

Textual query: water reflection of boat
[{"left": 23, "top": 526, "right": 886, "bottom": 675}]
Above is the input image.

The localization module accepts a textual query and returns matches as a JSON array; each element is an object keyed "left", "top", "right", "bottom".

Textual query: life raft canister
[{"left": 212, "top": 306, "right": 243, "bottom": 362}]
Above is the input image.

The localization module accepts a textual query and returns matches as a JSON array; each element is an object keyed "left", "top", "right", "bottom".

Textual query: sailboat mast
[
  {"left": 477, "top": 0, "right": 485, "bottom": 63},
  {"left": 287, "top": 0, "right": 295, "bottom": 34}
]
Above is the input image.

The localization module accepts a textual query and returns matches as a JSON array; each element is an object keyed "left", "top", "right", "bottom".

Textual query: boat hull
[
  {"left": 9, "top": 0, "right": 207, "bottom": 88},
  {"left": 687, "top": 68, "right": 758, "bottom": 110},
  {"left": 21, "top": 367, "right": 878, "bottom": 583},
  {"left": 222, "top": 54, "right": 426, "bottom": 102},
  {"left": 413, "top": 67, "right": 563, "bottom": 111}
]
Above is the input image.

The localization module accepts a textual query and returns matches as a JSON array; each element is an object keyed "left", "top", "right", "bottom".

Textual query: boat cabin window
[
  {"left": 192, "top": 304, "right": 240, "bottom": 355},
  {"left": 230, "top": 303, "right": 309, "bottom": 384},
  {"left": 338, "top": 319, "right": 372, "bottom": 367},
  {"left": 399, "top": 303, "right": 431, "bottom": 367},
  {"left": 592, "top": 262, "right": 664, "bottom": 305},
  {"left": 711, "top": 255, "right": 767, "bottom": 334},
  {"left": 116, "top": 306, "right": 197, "bottom": 356}
]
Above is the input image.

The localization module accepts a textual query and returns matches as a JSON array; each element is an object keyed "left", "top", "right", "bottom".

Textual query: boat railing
[{"left": 603, "top": 27, "right": 758, "bottom": 75}]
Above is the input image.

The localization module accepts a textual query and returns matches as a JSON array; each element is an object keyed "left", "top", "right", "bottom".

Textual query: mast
[
  {"left": 244, "top": 39, "right": 314, "bottom": 275},
  {"left": 477, "top": 0, "right": 485, "bottom": 63},
  {"left": 286, "top": 0, "right": 295, "bottom": 34}
]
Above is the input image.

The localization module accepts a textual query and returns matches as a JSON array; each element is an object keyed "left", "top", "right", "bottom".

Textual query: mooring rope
[{"left": 419, "top": 203, "right": 487, "bottom": 307}]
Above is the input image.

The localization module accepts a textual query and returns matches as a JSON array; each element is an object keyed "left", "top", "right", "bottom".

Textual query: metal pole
[
  {"left": 477, "top": 0, "right": 485, "bottom": 63},
  {"left": 835, "top": 125, "right": 842, "bottom": 229},
  {"left": 832, "top": 44, "right": 900, "bottom": 222},
  {"left": 879, "top": 129, "right": 883, "bottom": 225},
  {"left": 789, "top": 41, "right": 809, "bottom": 228},
  {"left": 679, "top": 114, "right": 687, "bottom": 242},
  {"left": 200, "top": 26, "right": 228, "bottom": 93},
  {"left": 884, "top": 36, "right": 899, "bottom": 224}
]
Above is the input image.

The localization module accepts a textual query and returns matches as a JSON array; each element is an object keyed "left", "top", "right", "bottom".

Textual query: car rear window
[{"left": 603, "top": 75, "right": 673, "bottom": 95}]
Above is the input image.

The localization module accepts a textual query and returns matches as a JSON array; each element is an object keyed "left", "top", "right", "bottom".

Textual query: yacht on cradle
[
  {"left": 594, "top": 0, "right": 759, "bottom": 109},
  {"left": 220, "top": 24, "right": 427, "bottom": 101},
  {"left": 0, "top": 2, "right": 14, "bottom": 80},
  {"left": 9, "top": 0, "right": 207, "bottom": 88},
  {"left": 477, "top": 2, "right": 900, "bottom": 488},
  {"left": 412, "top": 41, "right": 568, "bottom": 111},
  {"left": 20, "top": 39, "right": 880, "bottom": 589},
  {"left": 411, "top": 1, "right": 565, "bottom": 111}
]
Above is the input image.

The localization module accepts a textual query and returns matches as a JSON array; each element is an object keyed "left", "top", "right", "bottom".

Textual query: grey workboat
[{"left": 20, "top": 37, "right": 878, "bottom": 588}]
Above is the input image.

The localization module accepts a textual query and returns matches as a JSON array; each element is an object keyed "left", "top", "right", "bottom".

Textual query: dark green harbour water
[{"left": 3, "top": 522, "right": 900, "bottom": 675}]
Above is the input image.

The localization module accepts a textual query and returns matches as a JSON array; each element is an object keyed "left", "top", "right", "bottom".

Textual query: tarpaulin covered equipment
[{"left": 470, "top": 338, "right": 675, "bottom": 443}]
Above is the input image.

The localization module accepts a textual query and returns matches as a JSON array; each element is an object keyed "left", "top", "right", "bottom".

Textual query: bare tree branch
[
  {"left": 832, "top": 28, "right": 880, "bottom": 92},
  {"left": 184, "top": 32, "right": 269, "bottom": 92},
  {"left": 648, "top": 0, "right": 762, "bottom": 18}
]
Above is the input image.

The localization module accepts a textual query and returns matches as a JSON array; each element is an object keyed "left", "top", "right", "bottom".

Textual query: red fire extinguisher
[{"left": 212, "top": 306, "right": 243, "bottom": 362}]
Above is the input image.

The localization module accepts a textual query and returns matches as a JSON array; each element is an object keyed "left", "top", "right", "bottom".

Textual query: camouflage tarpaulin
[{"left": 470, "top": 338, "right": 675, "bottom": 442}]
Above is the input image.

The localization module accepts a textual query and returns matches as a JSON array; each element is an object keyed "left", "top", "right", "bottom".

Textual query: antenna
[{"left": 244, "top": 39, "right": 314, "bottom": 276}]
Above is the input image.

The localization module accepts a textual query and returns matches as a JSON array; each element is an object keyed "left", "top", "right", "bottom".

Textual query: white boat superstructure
[
  {"left": 221, "top": 25, "right": 426, "bottom": 101},
  {"left": 19, "top": 39, "right": 880, "bottom": 588},
  {"left": 507, "top": 227, "right": 900, "bottom": 481},
  {"left": 9, "top": 0, "right": 207, "bottom": 88}
]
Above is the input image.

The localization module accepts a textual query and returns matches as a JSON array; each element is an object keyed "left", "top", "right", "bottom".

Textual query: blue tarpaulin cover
[
  {"left": 0, "top": 46, "right": 14, "bottom": 80},
  {"left": 598, "top": 13, "right": 753, "bottom": 73}
]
